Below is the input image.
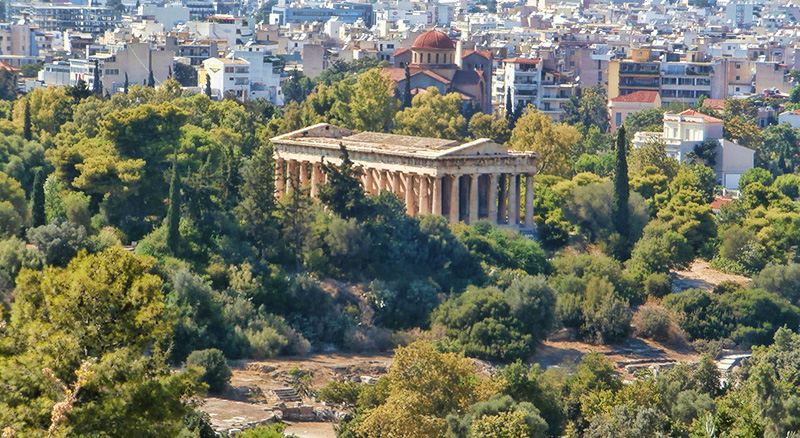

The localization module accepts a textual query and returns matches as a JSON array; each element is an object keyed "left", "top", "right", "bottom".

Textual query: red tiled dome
[{"left": 411, "top": 30, "right": 455, "bottom": 50}]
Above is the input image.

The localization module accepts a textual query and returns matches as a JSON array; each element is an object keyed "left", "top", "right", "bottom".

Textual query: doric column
[
  {"left": 286, "top": 160, "right": 297, "bottom": 193},
  {"left": 525, "top": 174, "right": 534, "bottom": 228},
  {"left": 419, "top": 176, "right": 430, "bottom": 214},
  {"left": 310, "top": 163, "right": 322, "bottom": 198},
  {"left": 508, "top": 173, "right": 518, "bottom": 226},
  {"left": 449, "top": 174, "right": 460, "bottom": 224},
  {"left": 405, "top": 173, "right": 416, "bottom": 215},
  {"left": 275, "top": 158, "right": 285, "bottom": 198},
  {"left": 392, "top": 171, "right": 402, "bottom": 196},
  {"left": 299, "top": 161, "right": 309, "bottom": 189},
  {"left": 487, "top": 173, "right": 498, "bottom": 224},
  {"left": 469, "top": 174, "right": 479, "bottom": 224},
  {"left": 498, "top": 174, "right": 507, "bottom": 223},
  {"left": 365, "top": 168, "right": 375, "bottom": 194},
  {"left": 379, "top": 170, "right": 389, "bottom": 192},
  {"left": 432, "top": 176, "right": 443, "bottom": 215}
]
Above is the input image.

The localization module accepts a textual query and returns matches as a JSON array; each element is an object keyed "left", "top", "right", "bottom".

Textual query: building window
[
  {"left": 735, "top": 75, "right": 740, "bottom": 80},
  {"left": 616, "top": 112, "right": 622, "bottom": 127},
  {"left": 435, "top": 53, "right": 439, "bottom": 63},
  {"left": 427, "top": 53, "right": 430, "bottom": 63},
  {"left": 225, "top": 67, "right": 233, "bottom": 73}
]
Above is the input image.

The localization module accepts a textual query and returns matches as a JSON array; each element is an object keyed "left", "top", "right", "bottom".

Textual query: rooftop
[
  {"left": 411, "top": 30, "right": 455, "bottom": 50},
  {"left": 610, "top": 90, "right": 659, "bottom": 103}
]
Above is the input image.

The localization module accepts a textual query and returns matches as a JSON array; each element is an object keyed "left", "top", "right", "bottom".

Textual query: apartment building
[
  {"left": 608, "top": 49, "right": 661, "bottom": 99},
  {"left": 659, "top": 61, "right": 713, "bottom": 105},
  {"left": 165, "top": 35, "right": 220, "bottom": 66},
  {"left": 199, "top": 57, "right": 250, "bottom": 100},
  {"left": 633, "top": 110, "right": 754, "bottom": 189},
  {"left": 231, "top": 48, "right": 284, "bottom": 105},
  {"left": 26, "top": 5, "right": 116, "bottom": 35}
]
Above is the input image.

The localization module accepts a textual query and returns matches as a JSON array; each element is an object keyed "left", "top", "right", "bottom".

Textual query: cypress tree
[
  {"left": 22, "top": 100, "right": 31, "bottom": 140},
  {"left": 167, "top": 162, "right": 181, "bottom": 255},
  {"left": 612, "top": 125, "right": 630, "bottom": 260},
  {"left": 168, "top": 65, "right": 173, "bottom": 78},
  {"left": 124, "top": 72, "right": 129, "bottom": 93},
  {"left": 31, "top": 168, "right": 45, "bottom": 227},
  {"left": 92, "top": 60, "right": 102, "bottom": 95},
  {"left": 147, "top": 69, "right": 155, "bottom": 87},
  {"left": 205, "top": 73, "right": 212, "bottom": 98},
  {"left": 505, "top": 89, "right": 513, "bottom": 121},
  {"left": 402, "top": 65, "right": 412, "bottom": 108}
]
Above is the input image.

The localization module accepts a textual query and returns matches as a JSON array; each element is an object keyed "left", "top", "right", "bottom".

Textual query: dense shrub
[
  {"left": 26, "top": 219, "right": 88, "bottom": 266},
  {"left": 186, "top": 348, "right": 232, "bottom": 393},
  {"left": 433, "top": 275, "right": 556, "bottom": 362}
]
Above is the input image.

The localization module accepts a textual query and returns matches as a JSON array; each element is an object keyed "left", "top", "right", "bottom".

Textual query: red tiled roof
[
  {"left": 462, "top": 49, "right": 492, "bottom": 60},
  {"left": 411, "top": 30, "right": 455, "bottom": 50},
  {"left": 0, "top": 61, "right": 20, "bottom": 72},
  {"left": 502, "top": 57, "right": 540, "bottom": 64},
  {"left": 380, "top": 67, "right": 451, "bottom": 85},
  {"left": 610, "top": 90, "right": 659, "bottom": 103},
  {"left": 677, "top": 109, "right": 724, "bottom": 123},
  {"left": 710, "top": 196, "right": 733, "bottom": 210},
  {"left": 393, "top": 48, "right": 410, "bottom": 56},
  {"left": 702, "top": 98, "right": 726, "bottom": 110}
]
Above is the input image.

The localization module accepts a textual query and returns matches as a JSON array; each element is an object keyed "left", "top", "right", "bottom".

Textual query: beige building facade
[{"left": 271, "top": 124, "right": 539, "bottom": 228}]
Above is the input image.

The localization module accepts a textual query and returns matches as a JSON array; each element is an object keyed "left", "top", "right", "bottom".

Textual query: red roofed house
[
  {"left": 384, "top": 30, "right": 492, "bottom": 113},
  {"left": 608, "top": 90, "right": 661, "bottom": 131},
  {"left": 632, "top": 109, "right": 754, "bottom": 189}
]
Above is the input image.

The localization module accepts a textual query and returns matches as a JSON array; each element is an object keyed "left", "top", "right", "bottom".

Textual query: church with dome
[{"left": 383, "top": 30, "right": 493, "bottom": 114}]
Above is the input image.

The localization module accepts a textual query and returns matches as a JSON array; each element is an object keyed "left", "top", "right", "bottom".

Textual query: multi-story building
[
  {"left": 92, "top": 43, "right": 174, "bottom": 94},
  {"left": 500, "top": 57, "right": 541, "bottom": 111},
  {"left": 231, "top": 48, "right": 284, "bottom": 105},
  {"left": 25, "top": 5, "right": 116, "bottom": 35},
  {"left": 270, "top": 3, "right": 374, "bottom": 28},
  {"left": 199, "top": 57, "right": 250, "bottom": 100},
  {"left": 165, "top": 35, "right": 220, "bottom": 66},
  {"left": 191, "top": 15, "right": 253, "bottom": 48},
  {"left": 659, "top": 61, "right": 714, "bottom": 105},
  {"left": 0, "top": 23, "right": 37, "bottom": 56},
  {"left": 540, "top": 69, "right": 579, "bottom": 119},
  {"left": 608, "top": 90, "right": 661, "bottom": 131},
  {"left": 632, "top": 110, "right": 754, "bottom": 189},
  {"left": 608, "top": 54, "right": 661, "bottom": 100}
]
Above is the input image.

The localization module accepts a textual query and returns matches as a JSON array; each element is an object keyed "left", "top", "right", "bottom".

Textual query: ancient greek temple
[{"left": 270, "top": 124, "right": 539, "bottom": 228}]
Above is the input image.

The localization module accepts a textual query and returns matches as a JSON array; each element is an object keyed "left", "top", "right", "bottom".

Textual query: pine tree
[
  {"left": 318, "top": 143, "right": 367, "bottom": 220},
  {"left": 205, "top": 73, "right": 212, "bottom": 98},
  {"left": 236, "top": 144, "right": 279, "bottom": 258},
  {"left": 123, "top": 72, "right": 129, "bottom": 93},
  {"left": 147, "top": 69, "right": 155, "bottom": 87},
  {"left": 612, "top": 125, "right": 630, "bottom": 260},
  {"left": 22, "top": 99, "right": 31, "bottom": 140},
  {"left": 402, "top": 65, "right": 412, "bottom": 108},
  {"left": 166, "top": 162, "right": 181, "bottom": 255},
  {"left": 31, "top": 168, "right": 46, "bottom": 227}
]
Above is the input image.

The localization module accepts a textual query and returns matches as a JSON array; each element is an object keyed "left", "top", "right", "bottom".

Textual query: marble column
[
  {"left": 487, "top": 173, "right": 498, "bottom": 224},
  {"left": 286, "top": 160, "right": 297, "bottom": 193},
  {"left": 449, "top": 174, "right": 460, "bottom": 224},
  {"left": 365, "top": 168, "right": 375, "bottom": 194},
  {"left": 392, "top": 171, "right": 402, "bottom": 197},
  {"left": 419, "top": 176, "right": 430, "bottom": 214},
  {"left": 432, "top": 176, "right": 442, "bottom": 215},
  {"left": 275, "top": 158, "right": 285, "bottom": 198},
  {"left": 405, "top": 173, "right": 416, "bottom": 215},
  {"left": 507, "top": 173, "right": 518, "bottom": 226},
  {"left": 379, "top": 170, "right": 389, "bottom": 192},
  {"left": 469, "top": 173, "right": 479, "bottom": 224},
  {"left": 525, "top": 174, "right": 534, "bottom": 228},
  {"left": 498, "top": 174, "right": 507, "bottom": 224},
  {"left": 310, "top": 163, "right": 322, "bottom": 198},
  {"left": 299, "top": 161, "right": 309, "bottom": 189}
]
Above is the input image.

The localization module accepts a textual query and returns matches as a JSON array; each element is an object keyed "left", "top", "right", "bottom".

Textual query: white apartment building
[
  {"left": 498, "top": 57, "right": 541, "bottom": 113},
  {"left": 633, "top": 110, "right": 754, "bottom": 189},
  {"left": 200, "top": 57, "right": 250, "bottom": 100},
  {"left": 231, "top": 48, "right": 284, "bottom": 105}
]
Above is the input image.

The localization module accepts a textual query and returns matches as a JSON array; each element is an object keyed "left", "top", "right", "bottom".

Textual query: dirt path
[
  {"left": 284, "top": 421, "right": 337, "bottom": 438},
  {"left": 672, "top": 260, "right": 750, "bottom": 292}
]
